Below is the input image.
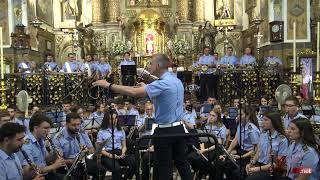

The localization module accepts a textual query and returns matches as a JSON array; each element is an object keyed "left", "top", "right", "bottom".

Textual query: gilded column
[
  {"left": 177, "top": 0, "right": 189, "bottom": 22},
  {"left": 107, "top": 0, "right": 120, "bottom": 23},
  {"left": 194, "top": 0, "right": 204, "bottom": 22},
  {"left": 92, "top": 0, "right": 103, "bottom": 23}
]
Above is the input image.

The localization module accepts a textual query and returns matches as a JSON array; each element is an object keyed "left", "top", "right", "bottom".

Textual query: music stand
[
  {"left": 202, "top": 104, "right": 214, "bottom": 114},
  {"left": 223, "top": 118, "right": 237, "bottom": 130},
  {"left": 177, "top": 71, "right": 192, "bottom": 83},
  {"left": 145, "top": 118, "right": 155, "bottom": 131},
  {"left": 121, "top": 65, "right": 137, "bottom": 76},
  {"left": 228, "top": 107, "right": 238, "bottom": 119},
  {"left": 117, "top": 115, "right": 136, "bottom": 126},
  {"left": 259, "top": 105, "right": 269, "bottom": 115}
]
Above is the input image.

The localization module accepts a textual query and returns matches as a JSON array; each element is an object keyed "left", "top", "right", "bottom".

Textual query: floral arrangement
[
  {"left": 173, "top": 39, "right": 190, "bottom": 55},
  {"left": 111, "top": 40, "right": 127, "bottom": 56}
]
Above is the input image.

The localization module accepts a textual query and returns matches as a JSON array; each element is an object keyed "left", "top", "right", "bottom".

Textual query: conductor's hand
[
  {"left": 92, "top": 80, "right": 110, "bottom": 88},
  {"left": 135, "top": 82, "right": 146, "bottom": 87},
  {"left": 32, "top": 174, "right": 45, "bottom": 180}
]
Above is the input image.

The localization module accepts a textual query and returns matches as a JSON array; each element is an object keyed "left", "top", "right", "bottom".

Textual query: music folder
[
  {"left": 228, "top": 107, "right": 238, "bottom": 119},
  {"left": 145, "top": 118, "right": 155, "bottom": 131},
  {"left": 121, "top": 65, "right": 137, "bottom": 76},
  {"left": 117, "top": 115, "right": 136, "bottom": 126}
]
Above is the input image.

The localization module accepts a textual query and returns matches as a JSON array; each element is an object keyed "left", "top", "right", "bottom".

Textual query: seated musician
[
  {"left": 239, "top": 47, "right": 256, "bottom": 68},
  {"left": 218, "top": 106, "right": 260, "bottom": 180},
  {"left": 89, "top": 102, "right": 106, "bottom": 125},
  {"left": 199, "top": 97, "right": 216, "bottom": 126},
  {"left": 52, "top": 113, "right": 102, "bottom": 179},
  {"left": 219, "top": 47, "right": 238, "bottom": 68},
  {"left": 61, "top": 53, "right": 81, "bottom": 73},
  {"left": 283, "top": 96, "right": 306, "bottom": 130},
  {"left": 123, "top": 99, "right": 139, "bottom": 117},
  {"left": 246, "top": 118, "right": 320, "bottom": 180},
  {"left": 97, "top": 110, "right": 136, "bottom": 180},
  {"left": 188, "top": 108, "right": 227, "bottom": 179},
  {"left": 44, "top": 53, "right": 59, "bottom": 72},
  {"left": 19, "top": 113, "right": 66, "bottom": 180},
  {"left": 183, "top": 99, "right": 197, "bottom": 129},
  {"left": 245, "top": 112, "right": 288, "bottom": 178},
  {"left": 80, "top": 54, "right": 96, "bottom": 77},
  {"left": 137, "top": 103, "right": 155, "bottom": 180},
  {"left": 197, "top": 46, "right": 219, "bottom": 101}
]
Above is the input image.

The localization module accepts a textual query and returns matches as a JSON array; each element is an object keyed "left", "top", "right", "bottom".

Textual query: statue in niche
[
  {"left": 216, "top": 0, "right": 233, "bottom": 19},
  {"left": 60, "top": 0, "right": 81, "bottom": 21},
  {"left": 198, "top": 21, "right": 217, "bottom": 51}
]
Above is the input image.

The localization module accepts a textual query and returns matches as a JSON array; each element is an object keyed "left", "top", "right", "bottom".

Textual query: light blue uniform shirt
[
  {"left": 45, "top": 62, "right": 59, "bottom": 71},
  {"left": 286, "top": 142, "right": 319, "bottom": 180},
  {"left": 198, "top": 55, "right": 216, "bottom": 74},
  {"left": 97, "top": 128, "right": 125, "bottom": 150},
  {"left": 258, "top": 131, "right": 288, "bottom": 164},
  {"left": 80, "top": 62, "right": 96, "bottom": 74},
  {"left": 89, "top": 111, "right": 104, "bottom": 125},
  {"left": 183, "top": 109, "right": 197, "bottom": 126},
  {"left": 14, "top": 118, "right": 31, "bottom": 135},
  {"left": 62, "top": 61, "right": 81, "bottom": 72},
  {"left": 97, "top": 63, "right": 112, "bottom": 78},
  {"left": 283, "top": 113, "right": 307, "bottom": 129},
  {"left": 204, "top": 124, "right": 228, "bottom": 144},
  {"left": 20, "top": 133, "right": 47, "bottom": 168},
  {"left": 236, "top": 122, "right": 260, "bottom": 151},
  {"left": 144, "top": 71, "right": 184, "bottom": 124},
  {"left": 18, "top": 60, "right": 31, "bottom": 72},
  {"left": 0, "top": 149, "right": 24, "bottom": 180},
  {"left": 265, "top": 56, "right": 282, "bottom": 65},
  {"left": 220, "top": 55, "right": 238, "bottom": 66},
  {"left": 239, "top": 55, "right": 256, "bottom": 65},
  {"left": 53, "top": 127, "right": 93, "bottom": 159}
]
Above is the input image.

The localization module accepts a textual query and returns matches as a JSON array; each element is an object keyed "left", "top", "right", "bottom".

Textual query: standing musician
[
  {"left": 61, "top": 53, "right": 81, "bottom": 73},
  {"left": 0, "top": 122, "right": 44, "bottom": 180},
  {"left": 44, "top": 53, "right": 59, "bottom": 72},
  {"left": 245, "top": 112, "right": 288, "bottom": 178},
  {"left": 197, "top": 46, "right": 218, "bottom": 101},
  {"left": 119, "top": 52, "right": 136, "bottom": 86},
  {"left": 80, "top": 54, "right": 97, "bottom": 77},
  {"left": 93, "top": 53, "right": 192, "bottom": 180},
  {"left": 220, "top": 47, "right": 238, "bottom": 68},
  {"left": 218, "top": 107, "right": 260, "bottom": 180},
  {"left": 96, "top": 110, "right": 136, "bottom": 180},
  {"left": 188, "top": 108, "right": 227, "bottom": 180},
  {"left": 239, "top": 47, "right": 256, "bottom": 68},
  {"left": 52, "top": 112, "right": 102, "bottom": 179},
  {"left": 19, "top": 113, "right": 66, "bottom": 180},
  {"left": 96, "top": 55, "right": 112, "bottom": 80}
]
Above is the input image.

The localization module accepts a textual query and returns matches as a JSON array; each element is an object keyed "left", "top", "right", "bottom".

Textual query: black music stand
[
  {"left": 121, "top": 65, "right": 137, "bottom": 76},
  {"left": 228, "top": 107, "right": 238, "bottom": 119},
  {"left": 117, "top": 115, "right": 136, "bottom": 127},
  {"left": 145, "top": 118, "right": 155, "bottom": 131},
  {"left": 177, "top": 71, "right": 192, "bottom": 83}
]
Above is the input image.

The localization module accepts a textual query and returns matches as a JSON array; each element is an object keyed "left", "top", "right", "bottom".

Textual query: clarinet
[
  {"left": 20, "top": 149, "right": 41, "bottom": 176},
  {"left": 46, "top": 136, "right": 69, "bottom": 171}
]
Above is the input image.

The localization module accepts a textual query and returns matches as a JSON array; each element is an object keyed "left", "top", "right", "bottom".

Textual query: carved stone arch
[{"left": 215, "top": 37, "right": 237, "bottom": 57}]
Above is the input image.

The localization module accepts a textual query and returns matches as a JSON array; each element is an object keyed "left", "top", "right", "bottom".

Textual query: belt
[{"left": 157, "top": 121, "right": 183, "bottom": 128}]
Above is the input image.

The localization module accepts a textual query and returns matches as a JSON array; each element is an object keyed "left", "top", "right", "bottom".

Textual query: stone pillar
[
  {"left": 177, "top": 0, "right": 189, "bottom": 22},
  {"left": 92, "top": 0, "right": 103, "bottom": 23},
  {"left": 194, "top": 0, "right": 205, "bottom": 22},
  {"left": 107, "top": 0, "right": 120, "bottom": 23}
]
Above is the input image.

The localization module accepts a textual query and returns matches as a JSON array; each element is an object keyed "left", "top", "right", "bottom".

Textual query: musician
[
  {"left": 97, "top": 110, "right": 136, "bottom": 180},
  {"left": 0, "top": 122, "right": 44, "bottom": 180},
  {"left": 62, "top": 100, "right": 72, "bottom": 122},
  {"left": 233, "top": 98, "right": 240, "bottom": 108},
  {"left": 119, "top": 52, "right": 135, "bottom": 86},
  {"left": 52, "top": 113, "right": 100, "bottom": 179},
  {"left": 0, "top": 111, "right": 11, "bottom": 126},
  {"left": 30, "top": 106, "right": 40, "bottom": 117},
  {"left": 18, "top": 53, "right": 36, "bottom": 73},
  {"left": 80, "top": 54, "right": 96, "bottom": 77},
  {"left": 123, "top": 100, "right": 139, "bottom": 117},
  {"left": 89, "top": 102, "right": 106, "bottom": 124},
  {"left": 246, "top": 112, "right": 288, "bottom": 177},
  {"left": 61, "top": 53, "right": 80, "bottom": 73},
  {"left": 260, "top": 97, "right": 268, "bottom": 106},
  {"left": 199, "top": 97, "right": 216, "bottom": 124},
  {"left": 19, "top": 113, "right": 66, "bottom": 179},
  {"left": 7, "top": 105, "right": 31, "bottom": 134},
  {"left": 44, "top": 53, "right": 59, "bottom": 72},
  {"left": 213, "top": 52, "right": 219, "bottom": 62},
  {"left": 96, "top": 55, "right": 112, "bottom": 79},
  {"left": 220, "top": 47, "right": 238, "bottom": 68},
  {"left": 283, "top": 96, "right": 306, "bottom": 129},
  {"left": 171, "top": 64, "right": 178, "bottom": 77},
  {"left": 197, "top": 46, "right": 218, "bottom": 101},
  {"left": 183, "top": 99, "right": 197, "bottom": 129},
  {"left": 219, "top": 107, "right": 260, "bottom": 180},
  {"left": 93, "top": 53, "right": 193, "bottom": 180},
  {"left": 7, "top": 106, "right": 18, "bottom": 122},
  {"left": 264, "top": 50, "right": 282, "bottom": 67},
  {"left": 239, "top": 47, "right": 256, "bottom": 68},
  {"left": 137, "top": 103, "right": 155, "bottom": 180},
  {"left": 188, "top": 109, "right": 227, "bottom": 179}
]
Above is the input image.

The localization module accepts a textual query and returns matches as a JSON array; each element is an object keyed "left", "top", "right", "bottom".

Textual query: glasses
[{"left": 284, "top": 104, "right": 296, "bottom": 107}]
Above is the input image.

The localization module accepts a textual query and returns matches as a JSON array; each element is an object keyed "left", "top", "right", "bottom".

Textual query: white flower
[{"left": 173, "top": 39, "right": 190, "bottom": 55}]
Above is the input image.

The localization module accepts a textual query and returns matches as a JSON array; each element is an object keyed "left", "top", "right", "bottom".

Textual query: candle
[
  {"left": 317, "top": 21, "right": 320, "bottom": 72},
  {"left": 293, "top": 21, "right": 296, "bottom": 73},
  {"left": 0, "top": 27, "right": 4, "bottom": 79},
  {"left": 34, "top": 0, "right": 37, "bottom": 17},
  {"left": 183, "top": 34, "right": 186, "bottom": 41},
  {"left": 175, "top": 35, "right": 177, "bottom": 42}
]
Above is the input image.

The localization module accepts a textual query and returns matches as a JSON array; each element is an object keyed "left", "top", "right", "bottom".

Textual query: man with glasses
[{"left": 283, "top": 96, "right": 306, "bottom": 129}]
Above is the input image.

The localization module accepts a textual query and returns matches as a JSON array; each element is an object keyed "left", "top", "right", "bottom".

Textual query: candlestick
[
  {"left": 0, "top": 26, "right": 7, "bottom": 110},
  {"left": 162, "top": 33, "right": 164, "bottom": 53},
  {"left": 293, "top": 21, "right": 296, "bottom": 73},
  {"left": 317, "top": 21, "right": 319, "bottom": 72},
  {"left": 34, "top": 0, "right": 37, "bottom": 17}
]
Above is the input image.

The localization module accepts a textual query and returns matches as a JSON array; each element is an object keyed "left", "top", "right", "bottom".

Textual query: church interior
[{"left": 0, "top": 0, "right": 320, "bottom": 180}]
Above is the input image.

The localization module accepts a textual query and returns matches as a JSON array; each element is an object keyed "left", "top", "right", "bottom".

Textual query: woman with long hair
[
  {"left": 96, "top": 110, "right": 136, "bottom": 180},
  {"left": 246, "top": 112, "right": 289, "bottom": 178}
]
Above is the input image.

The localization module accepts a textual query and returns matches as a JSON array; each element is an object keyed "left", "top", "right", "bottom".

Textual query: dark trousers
[
  {"left": 200, "top": 74, "right": 218, "bottom": 102},
  {"left": 141, "top": 151, "right": 154, "bottom": 180},
  {"left": 153, "top": 125, "right": 192, "bottom": 180},
  {"left": 245, "top": 171, "right": 292, "bottom": 180},
  {"left": 101, "top": 150, "right": 136, "bottom": 180}
]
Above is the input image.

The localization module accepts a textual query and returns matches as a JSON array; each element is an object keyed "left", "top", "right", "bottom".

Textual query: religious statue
[
  {"left": 167, "top": 40, "right": 173, "bottom": 50},
  {"left": 174, "top": 12, "right": 181, "bottom": 25},
  {"left": 216, "top": 0, "right": 233, "bottom": 19},
  {"left": 60, "top": 0, "right": 79, "bottom": 20},
  {"left": 117, "top": 14, "right": 126, "bottom": 28},
  {"left": 198, "top": 21, "right": 218, "bottom": 51}
]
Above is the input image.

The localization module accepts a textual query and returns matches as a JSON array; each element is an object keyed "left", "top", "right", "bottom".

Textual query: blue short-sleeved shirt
[
  {"left": 97, "top": 128, "right": 126, "bottom": 150},
  {"left": 0, "top": 149, "right": 23, "bottom": 180},
  {"left": 283, "top": 113, "right": 307, "bottom": 129},
  {"left": 239, "top": 55, "right": 256, "bottom": 65},
  {"left": 144, "top": 71, "right": 184, "bottom": 124},
  {"left": 258, "top": 131, "right": 288, "bottom": 164},
  {"left": 236, "top": 122, "right": 260, "bottom": 151},
  {"left": 220, "top": 55, "right": 238, "bottom": 66},
  {"left": 204, "top": 124, "right": 228, "bottom": 144}
]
